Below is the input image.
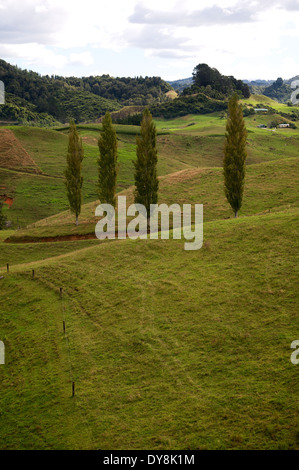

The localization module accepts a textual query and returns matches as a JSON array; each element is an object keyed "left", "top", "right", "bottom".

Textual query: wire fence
[{"left": 2, "top": 265, "right": 98, "bottom": 449}]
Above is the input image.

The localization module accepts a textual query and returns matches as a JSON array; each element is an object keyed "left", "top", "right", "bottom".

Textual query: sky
[{"left": 0, "top": 0, "right": 298, "bottom": 81}]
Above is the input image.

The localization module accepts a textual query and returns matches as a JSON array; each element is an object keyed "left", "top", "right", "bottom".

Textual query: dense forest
[
  {"left": 0, "top": 60, "right": 263, "bottom": 124},
  {"left": 1, "top": 59, "right": 298, "bottom": 125},
  {"left": 262, "top": 77, "right": 293, "bottom": 103},
  {"left": 150, "top": 64, "right": 250, "bottom": 119},
  {"left": 183, "top": 64, "right": 250, "bottom": 98},
  {"left": 150, "top": 92, "right": 227, "bottom": 119},
  {"left": 0, "top": 59, "right": 172, "bottom": 124}
]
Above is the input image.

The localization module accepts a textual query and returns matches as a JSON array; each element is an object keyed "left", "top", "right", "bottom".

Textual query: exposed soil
[
  {"left": 0, "top": 129, "right": 43, "bottom": 174},
  {"left": 4, "top": 229, "right": 150, "bottom": 244},
  {"left": 0, "top": 195, "right": 13, "bottom": 207},
  {"left": 4, "top": 232, "right": 98, "bottom": 244}
]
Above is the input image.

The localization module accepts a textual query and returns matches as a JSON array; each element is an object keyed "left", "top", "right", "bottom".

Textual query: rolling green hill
[
  {"left": 1, "top": 109, "right": 298, "bottom": 230},
  {"left": 0, "top": 207, "right": 298, "bottom": 449},
  {"left": 5, "top": 156, "right": 298, "bottom": 242},
  {"left": 0, "top": 107, "right": 298, "bottom": 450}
]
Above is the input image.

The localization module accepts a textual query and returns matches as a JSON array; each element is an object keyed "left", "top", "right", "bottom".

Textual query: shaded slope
[{"left": 0, "top": 129, "right": 42, "bottom": 174}]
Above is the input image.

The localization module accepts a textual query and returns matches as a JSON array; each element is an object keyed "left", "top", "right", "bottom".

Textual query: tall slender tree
[
  {"left": 98, "top": 112, "right": 118, "bottom": 207},
  {"left": 65, "top": 120, "right": 84, "bottom": 225},
  {"left": 223, "top": 93, "right": 247, "bottom": 217},
  {"left": 134, "top": 108, "right": 159, "bottom": 225}
]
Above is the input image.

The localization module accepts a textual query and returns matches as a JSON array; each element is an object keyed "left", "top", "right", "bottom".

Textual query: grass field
[
  {"left": 0, "top": 209, "right": 298, "bottom": 449},
  {"left": 6, "top": 156, "right": 298, "bottom": 242},
  {"left": 0, "top": 104, "right": 298, "bottom": 450},
  {"left": 241, "top": 94, "right": 299, "bottom": 114},
  {"left": 1, "top": 102, "right": 298, "bottom": 227}
]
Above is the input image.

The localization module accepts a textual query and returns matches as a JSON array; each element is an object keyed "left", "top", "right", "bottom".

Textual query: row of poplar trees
[
  {"left": 65, "top": 108, "right": 158, "bottom": 225},
  {"left": 65, "top": 95, "right": 247, "bottom": 226}
]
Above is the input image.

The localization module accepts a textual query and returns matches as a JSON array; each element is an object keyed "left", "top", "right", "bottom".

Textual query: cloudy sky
[{"left": 0, "top": 0, "right": 298, "bottom": 80}]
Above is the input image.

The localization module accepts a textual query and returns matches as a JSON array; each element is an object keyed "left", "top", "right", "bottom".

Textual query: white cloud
[
  {"left": 129, "top": 3, "right": 256, "bottom": 26},
  {"left": 70, "top": 52, "right": 94, "bottom": 67},
  {"left": 0, "top": 43, "right": 68, "bottom": 69},
  {"left": 0, "top": 0, "right": 67, "bottom": 44},
  {"left": 0, "top": 0, "right": 298, "bottom": 79}
]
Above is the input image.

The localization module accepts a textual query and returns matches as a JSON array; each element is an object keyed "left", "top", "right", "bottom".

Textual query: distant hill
[
  {"left": 285, "top": 75, "right": 299, "bottom": 85},
  {"left": 244, "top": 76, "right": 299, "bottom": 103},
  {"left": 262, "top": 78, "right": 292, "bottom": 103},
  {"left": 167, "top": 77, "right": 193, "bottom": 93},
  {"left": 0, "top": 59, "right": 172, "bottom": 125},
  {"left": 243, "top": 79, "right": 274, "bottom": 86}
]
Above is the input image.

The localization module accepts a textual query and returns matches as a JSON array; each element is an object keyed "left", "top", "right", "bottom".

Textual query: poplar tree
[
  {"left": 223, "top": 93, "right": 247, "bottom": 218},
  {"left": 134, "top": 108, "right": 158, "bottom": 224},
  {"left": 98, "top": 112, "right": 118, "bottom": 207},
  {"left": 65, "top": 120, "right": 84, "bottom": 225}
]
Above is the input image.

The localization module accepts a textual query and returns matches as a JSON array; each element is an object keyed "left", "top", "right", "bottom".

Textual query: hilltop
[{"left": 170, "top": 74, "right": 299, "bottom": 105}]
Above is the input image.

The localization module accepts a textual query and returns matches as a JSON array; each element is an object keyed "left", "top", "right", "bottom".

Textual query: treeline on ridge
[
  {"left": 0, "top": 59, "right": 172, "bottom": 124},
  {"left": 150, "top": 64, "right": 250, "bottom": 118},
  {"left": 0, "top": 60, "right": 253, "bottom": 124},
  {"left": 183, "top": 64, "right": 250, "bottom": 98}
]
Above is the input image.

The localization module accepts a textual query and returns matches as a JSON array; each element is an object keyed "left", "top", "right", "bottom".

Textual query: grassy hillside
[
  {"left": 0, "top": 106, "right": 298, "bottom": 450},
  {"left": 241, "top": 94, "right": 299, "bottom": 116},
  {"left": 0, "top": 209, "right": 298, "bottom": 449},
  {"left": 1, "top": 109, "right": 298, "bottom": 229},
  {"left": 6, "top": 156, "right": 298, "bottom": 242}
]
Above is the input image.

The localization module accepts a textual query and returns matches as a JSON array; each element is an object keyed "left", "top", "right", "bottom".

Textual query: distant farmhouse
[
  {"left": 254, "top": 108, "right": 268, "bottom": 113},
  {"left": 278, "top": 123, "right": 290, "bottom": 128}
]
